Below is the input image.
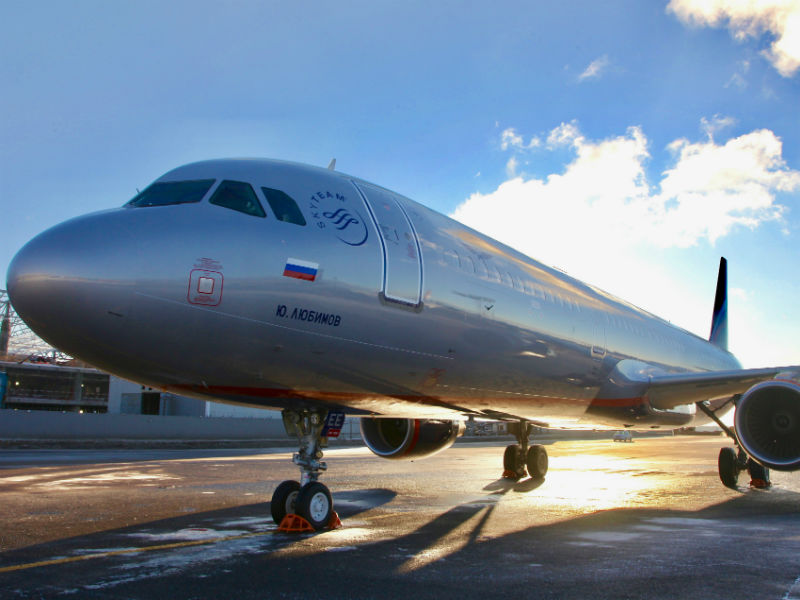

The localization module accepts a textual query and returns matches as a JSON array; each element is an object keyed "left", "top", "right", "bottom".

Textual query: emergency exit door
[{"left": 354, "top": 182, "right": 423, "bottom": 307}]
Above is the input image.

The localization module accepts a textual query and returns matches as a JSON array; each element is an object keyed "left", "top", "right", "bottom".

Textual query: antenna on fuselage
[{"left": 327, "top": 158, "right": 336, "bottom": 171}]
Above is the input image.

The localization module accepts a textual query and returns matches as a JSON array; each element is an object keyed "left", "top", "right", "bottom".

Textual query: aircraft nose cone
[
  {"left": 6, "top": 211, "right": 138, "bottom": 359},
  {"left": 6, "top": 229, "right": 63, "bottom": 336}
]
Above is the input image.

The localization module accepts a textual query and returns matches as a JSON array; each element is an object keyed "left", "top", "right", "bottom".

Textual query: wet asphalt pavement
[{"left": 1, "top": 436, "right": 800, "bottom": 599}]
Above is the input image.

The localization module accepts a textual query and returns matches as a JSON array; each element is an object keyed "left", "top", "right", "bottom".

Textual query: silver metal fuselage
[{"left": 6, "top": 159, "right": 740, "bottom": 428}]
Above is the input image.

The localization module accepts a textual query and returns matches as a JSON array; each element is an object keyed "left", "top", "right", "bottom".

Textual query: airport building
[
  {"left": 0, "top": 360, "right": 110, "bottom": 413},
  {"left": 0, "top": 359, "right": 275, "bottom": 419}
]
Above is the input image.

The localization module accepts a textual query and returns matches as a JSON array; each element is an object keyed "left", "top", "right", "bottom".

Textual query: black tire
[
  {"left": 271, "top": 480, "right": 301, "bottom": 524},
  {"left": 295, "top": 482, "right": 333, "bottom": 531},
  {"left": 526, "top": 444, "right": 548, "bottom": 479},
  {"left": 747, "top": 458, "right": 770, "bottom": 483},
  {"left": 503, "top": 444, "right": 526, "bottom": 479},
  {"left": 718, "top": 447, "right": 739, "bottom": 489}
]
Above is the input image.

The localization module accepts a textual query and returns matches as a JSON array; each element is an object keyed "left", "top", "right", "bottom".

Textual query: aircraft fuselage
[{"left": 6, "top": 159, "right": 740, "bottom": 428}]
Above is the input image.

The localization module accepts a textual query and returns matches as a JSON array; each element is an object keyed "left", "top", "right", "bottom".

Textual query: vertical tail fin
[{"left": 709, "top": 257, "right": 728, "bottom": 350}]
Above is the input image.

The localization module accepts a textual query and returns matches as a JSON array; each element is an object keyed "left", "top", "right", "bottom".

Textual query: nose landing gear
[{"left": 271, "top": 408, "right": 342, "bottom": 531}]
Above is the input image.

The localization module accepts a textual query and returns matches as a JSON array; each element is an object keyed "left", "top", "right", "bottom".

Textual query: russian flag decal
[{"left": 283, "top": 258, "right": 319, "bottom": 281}]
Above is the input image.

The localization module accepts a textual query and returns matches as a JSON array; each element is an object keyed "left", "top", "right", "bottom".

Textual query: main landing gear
[
  {"left": 271, "top": 409, "right": 341, "bottom": 531},
  {"left": 502, "top": 420, "right": 548, "bottom": 481},
  {"left": 697, "top": 401, "right": 771, "bottom": 490},
  {"left": 717, "top": 446, "right": 771, "bottom": 489}
]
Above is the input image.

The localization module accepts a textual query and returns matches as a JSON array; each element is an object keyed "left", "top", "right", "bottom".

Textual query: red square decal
[{"left": 188, "top": 270, "right": 223, "bottom": 306}]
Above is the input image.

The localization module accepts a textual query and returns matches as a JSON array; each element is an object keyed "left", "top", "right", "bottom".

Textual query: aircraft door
[{"left": 353, "top": 182, "right": 423, "bottom": 307}]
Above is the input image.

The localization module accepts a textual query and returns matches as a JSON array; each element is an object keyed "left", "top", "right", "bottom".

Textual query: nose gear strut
[{"left": 271, "top": 408, "right": 342, "bottom": 531}]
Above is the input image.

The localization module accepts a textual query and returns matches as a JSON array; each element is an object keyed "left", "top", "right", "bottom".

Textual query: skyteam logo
[{"left": 309, "top": 191, "right": 369, "bottom": 246}]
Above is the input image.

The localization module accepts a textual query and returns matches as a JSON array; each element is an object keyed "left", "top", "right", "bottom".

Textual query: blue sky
[{"left": 2, "top": 0, "right": 799, "bottom": 367}]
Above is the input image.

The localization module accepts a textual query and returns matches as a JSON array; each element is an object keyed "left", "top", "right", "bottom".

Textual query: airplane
[{"left": 6, "top": 158, "right": 800, "bottom": 530}]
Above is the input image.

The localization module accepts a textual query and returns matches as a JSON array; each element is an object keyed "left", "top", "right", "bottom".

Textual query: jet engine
[
  {"left": 735, "top": 381, "right": 800, "bottom": 471},
  {"left": 360, "top": 418, "right": 464, "bottom": 460}
]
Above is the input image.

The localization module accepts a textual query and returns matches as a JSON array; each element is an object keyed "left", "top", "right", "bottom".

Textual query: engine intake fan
[{"left": 735, "top": 381, "right": 800, "bottom": 471}]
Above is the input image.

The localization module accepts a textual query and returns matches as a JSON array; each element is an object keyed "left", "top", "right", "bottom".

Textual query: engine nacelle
[
  {"left": 735, "top": 381, "right": 800, "bottom": 471},
  {"left": 360, "top": 418, "right": 464, "bottom": 460}
]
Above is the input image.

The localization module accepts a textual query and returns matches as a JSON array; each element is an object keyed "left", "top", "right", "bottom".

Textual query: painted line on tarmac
[{"left": 0, "top": 531, "right": 275, "bottom": 574}]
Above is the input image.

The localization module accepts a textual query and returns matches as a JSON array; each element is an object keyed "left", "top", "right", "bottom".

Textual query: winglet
[
  {"left": 327, "top": 158, "right": 336, "bottom": 171},
  {"left": 709, "top": 257, "right": 728, "bottom": 350}
]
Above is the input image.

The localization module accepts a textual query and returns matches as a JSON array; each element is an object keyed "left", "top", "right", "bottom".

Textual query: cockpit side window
[
  {"left": 126, "top": 179, "right": 215, "bottom": 207},
  {"left": 209, "top": 180, "right": 266, "bottom": 218},
  {"left": 261, "top": 187, "right": 306, "bottom": 226}
]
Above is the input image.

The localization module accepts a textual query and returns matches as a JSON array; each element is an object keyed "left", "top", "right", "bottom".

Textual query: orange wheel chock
[
  {"left": 749, "top": 478, "right": 772, "bottom": 489},
  {"left": 278, "top": 511, "right": 343, "bottom": 533},
  {"left": 327, "top": 511, "right": 342, "bottom": 530},
  {"left": 278, "top": 514, "right": 314, "bottom": 533},
  {"left": 502, "top": 470, "right": 520, "bottom": 480}
]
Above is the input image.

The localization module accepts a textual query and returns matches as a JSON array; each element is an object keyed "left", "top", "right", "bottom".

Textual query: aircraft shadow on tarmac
[
  {"left": 0, "top": 487, "right": 397, "bottom": 566},
  {"left": 3, "top": 485, "right": 800, "bottom": 599},
  {"left": 483, "top": 475, "right": 546, "bottom": 493},
  {"left": 245, "top": 486, "right": 800, "bottom": 599}
]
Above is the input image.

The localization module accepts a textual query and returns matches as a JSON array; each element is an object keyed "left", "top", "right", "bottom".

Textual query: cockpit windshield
[{"left": 126, "top": 179, "right": 216, "bottom": 208}]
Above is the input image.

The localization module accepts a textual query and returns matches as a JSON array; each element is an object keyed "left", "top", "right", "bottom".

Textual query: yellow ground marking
[{"left": 0, "top": 530, "right": 274, "bottom": 574}]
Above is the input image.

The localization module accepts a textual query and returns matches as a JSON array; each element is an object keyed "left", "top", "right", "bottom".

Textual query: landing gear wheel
[
  {"left": 271, "top": 480, "right": 301, "bottom": 524},
  {"left": 526, "top": 444, "right": 548, "bottom": 479},
  {"left": 747, "top": 458, "right": 771, "bottom": 488},
  {"left": 503, "top": 444, "right": 526, "bottom": 480},
  {"left": 718, "top": 447, "right": 740, "bottom": 489},
  {"left": 296, "top": 481, "right": 333, "bottom": 530}
]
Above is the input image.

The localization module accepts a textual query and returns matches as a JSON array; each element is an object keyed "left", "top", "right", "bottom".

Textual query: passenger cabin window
[
  {"left": 126, "top": 179, "right": 215, "bottom": 207},
  {"left": 262, "top": 187, "right": 306, "bottom": 226},
  {"left": 210, "top": 180, "right": 265, "bottom": 218}
]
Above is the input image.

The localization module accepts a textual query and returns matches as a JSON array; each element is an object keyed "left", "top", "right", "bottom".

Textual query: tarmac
[{"left": 1, "top": 435, "right": 800, "bottom": 599}]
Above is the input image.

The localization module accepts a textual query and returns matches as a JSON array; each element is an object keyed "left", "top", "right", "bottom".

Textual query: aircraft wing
[
  {"left": 646, "top": 367, "right": 794, "bottom": 410},
  {"left": 599, "top": 359, "right": 799, "bottom": 410}
]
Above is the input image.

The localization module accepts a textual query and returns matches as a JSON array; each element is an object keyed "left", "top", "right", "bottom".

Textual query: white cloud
[
  {"left": 505, "top": 156, "right": 519, "bottom": 177},
  {"left": 546, "top": 121, "right": 585, "bottom": 148},
  {"left": 500, "top": 127, "right": 541, "bottom": 151},
  {"left": 700, "top": 114, "right": 736, "bottom": 139},
  {"left": 500, "top": 128, "right": 523, "bottom": 150},
  {"left": 725, "top": 59, "right": 751, "bottom": 88},
  {"left": 659, "top": 128, "right": 797, "bottom": 245},
  {"left": 457, "top": 121, "right": 799, "bottom": 256},
  {"left": 668, "top": 0, "right": 800, "bottom": 77},
  {"left": 451, "top": 122, "right": 800, "bottom": 362},
  {"left": 578, "top": 55, "right": 611, "bottom": 81}
]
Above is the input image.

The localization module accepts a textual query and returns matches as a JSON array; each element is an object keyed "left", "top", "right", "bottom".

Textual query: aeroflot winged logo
[{"left": 309, "top": 190, "right": 369, "bottom": 246}]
